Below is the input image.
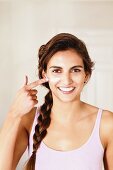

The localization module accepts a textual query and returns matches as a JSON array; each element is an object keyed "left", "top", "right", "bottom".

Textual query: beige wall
[{"left": 0, "top": 1, "right": 113, "bottom": 169}]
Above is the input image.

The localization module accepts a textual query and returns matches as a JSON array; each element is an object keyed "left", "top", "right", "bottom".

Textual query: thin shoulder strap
[
  {"left": 92, "top": 108, "right": 103, "bottom": 143},
  {"left": 95, "top": 108, "right": 103, "bottom": 129},
  {"left": 93, "top": 108, "right": 104, "bottom": 151}
]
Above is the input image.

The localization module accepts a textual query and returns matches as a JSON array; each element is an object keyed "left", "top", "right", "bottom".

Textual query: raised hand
[{"left": 9, "top": 75, "right": 48, "bottom": 117}]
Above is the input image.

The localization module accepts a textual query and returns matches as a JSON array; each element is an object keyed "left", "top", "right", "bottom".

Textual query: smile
[{"left": 58, "top": 87, "right": 75, "bottom": 93}]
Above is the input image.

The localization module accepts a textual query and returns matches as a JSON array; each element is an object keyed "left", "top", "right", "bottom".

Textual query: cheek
[
  {"left": 48, "top": 77, "right": 60, "bottom": 91},
  {"left": 72, "top": 74, "right": 85, "bottom": 83},
  {"left": 48, "top": 77, "right": 60, "bottom": 83},
  {"left": 46, "top": 74, "right": 60, "bottom": 84}
]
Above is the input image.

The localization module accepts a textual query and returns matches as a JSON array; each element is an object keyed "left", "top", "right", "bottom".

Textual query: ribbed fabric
[{"left": 28, "top": 108, "right": 104, "bottom": 170}]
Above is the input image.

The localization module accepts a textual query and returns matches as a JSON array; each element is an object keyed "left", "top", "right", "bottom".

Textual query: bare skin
[
  {"left": 0, "top": 76, "right": 48, "bottom": 170},
  {"left": 1, "top": 85, "right": 113, "bottom": 170},
  {"left": 12, "top": 103, "right": 113, "bottom": 170},
  {"left": 23, "top": 104, "right": 113, "bottom": 170},
  {"left": 0, "top": 50, "right": 113, "bottom": 170}
]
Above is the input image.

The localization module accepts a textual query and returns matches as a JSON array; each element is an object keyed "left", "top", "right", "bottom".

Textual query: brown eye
[
  {"left": 52, "top": 69, "right": 61, "bottom": 73},
  {"left": 72, "top": 69, "right": 81, "bottom": 73}
]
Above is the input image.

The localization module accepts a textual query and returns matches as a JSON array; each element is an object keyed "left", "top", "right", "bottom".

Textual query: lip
[{"left": 58, "top": 87, "right": 75, "bottom": 94}]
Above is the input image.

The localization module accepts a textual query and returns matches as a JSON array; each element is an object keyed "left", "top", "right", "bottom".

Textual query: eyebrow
[{"left": 49, "top": 65, "right": 84, "bottom": 69}]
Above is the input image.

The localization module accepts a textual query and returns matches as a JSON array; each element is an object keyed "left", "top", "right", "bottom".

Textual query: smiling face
[{"left": 45, "top": 49, "right": 88, "bottom": 103}]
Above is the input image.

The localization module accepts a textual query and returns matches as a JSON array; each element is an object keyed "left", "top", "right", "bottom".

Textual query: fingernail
[
  {"left": 44, "top": 75, "right": 49, "bottom": 81},
  {"left": 45, "top": 77, "right": 49, "bottom": 81}
]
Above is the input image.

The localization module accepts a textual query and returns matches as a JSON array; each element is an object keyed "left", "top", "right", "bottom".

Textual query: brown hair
[{"left": 25, "top": 33, "right": 94, "bottom": 170}]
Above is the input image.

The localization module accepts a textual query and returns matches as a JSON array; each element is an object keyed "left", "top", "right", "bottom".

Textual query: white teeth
[{"left": 58, "top": 87, "right": 75, "bottom": 92}]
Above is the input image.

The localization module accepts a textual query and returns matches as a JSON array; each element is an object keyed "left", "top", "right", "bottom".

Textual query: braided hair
[{"left": 25, "top": 33, "right": 94, "bottom": 170}]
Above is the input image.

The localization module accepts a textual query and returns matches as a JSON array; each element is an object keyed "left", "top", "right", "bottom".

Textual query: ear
[
  {"left": 84, "top": 73, "right": 90, "bottom": 84},
  {"left": 42, "top": 70, "right": 47, "bottom": 79}
]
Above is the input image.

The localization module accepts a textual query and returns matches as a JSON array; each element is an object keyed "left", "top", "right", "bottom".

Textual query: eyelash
[
  {"left": 72, "top": 69, "right": 81, "bottom": 73},
  {"left": 52, "top": 69, "right": 81, "bottom": 73},
  {"left": 52, "top": 69, "right": 61, "bottom": 73}
]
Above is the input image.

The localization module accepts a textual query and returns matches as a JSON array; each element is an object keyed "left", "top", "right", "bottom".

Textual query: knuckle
[
  {"left": 34, "top": 89, "right": 38, "bottom": 92},
  {"left": 30, "top": 100, "right": 35, "bottom": 106},
  {"left": 22, "top": 87, "right": 27, "bottom": 94},
  {"left": 24, "top": 91, "right": 29, "bottom": 96},
  {"left": 28, "top": 95, "right": 32, "bottom": 100},
  {"left": 23, "top": 85, "right": 27, "bottom": 91},
  {"left": 33, "top": 95, "right": 37, "bottom": 99}
]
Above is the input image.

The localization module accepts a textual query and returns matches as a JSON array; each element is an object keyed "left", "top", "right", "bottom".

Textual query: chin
[
  {"left": 51, "top": 90, "right": 81, "bottom": 103},
  {"left": 53, "top": 95, "right": 79, "bottom": 103}
]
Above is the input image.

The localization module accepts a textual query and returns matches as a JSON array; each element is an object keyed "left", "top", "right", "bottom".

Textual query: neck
[{"left": 51, "top": 99, "right": 84, "bottom": 124}]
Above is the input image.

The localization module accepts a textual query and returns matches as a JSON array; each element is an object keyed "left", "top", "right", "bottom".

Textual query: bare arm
[
  {"left": 0, "top": 76, "right": 48, "bottom": 170},
  {"left": 12, "top": 108, "right": 36, "bottom": 170},
  {"left": 0, "top": 114, "right": 26, "bottom": 170},
  {"left": 103, "top": 111, "right": 113, "bottom": 170}
]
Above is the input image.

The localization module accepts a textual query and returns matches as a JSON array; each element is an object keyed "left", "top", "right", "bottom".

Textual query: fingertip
[
  {"left": 44, "top": 75, "right": 49, "bottom": 81},
  {"left": 45, "top": 77, "right": 49, "bottom": 81}
]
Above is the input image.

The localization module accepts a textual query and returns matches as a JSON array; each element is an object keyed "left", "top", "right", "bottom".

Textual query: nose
[{"left": 61, "top": 73, "right": 73, "bottom": 85}]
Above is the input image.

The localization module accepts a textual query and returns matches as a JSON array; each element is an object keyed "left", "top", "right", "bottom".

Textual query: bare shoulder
[
  {"left": 21, "top": 107, "right": 37, "bottom": 135},
  {"left": 83, "top": 102, "right": 99, "bottom": 115},
  {"left": 101, "top": 110, "right": 113, "bottom": 146},
  {"left": 102, "top": 110, "right": 113, "bottom": 130},
  {"left": 101, "top": 110, "right": 113, "bottom": 169}
]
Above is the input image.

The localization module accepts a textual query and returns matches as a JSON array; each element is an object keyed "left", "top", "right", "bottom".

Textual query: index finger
[{"left": 25, "top": 78, "right": 48, "bottom": 90}]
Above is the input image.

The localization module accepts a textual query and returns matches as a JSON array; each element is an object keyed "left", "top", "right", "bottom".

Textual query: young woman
[{"left": 0, "top": 33, "right": 113, "bottom": 170}]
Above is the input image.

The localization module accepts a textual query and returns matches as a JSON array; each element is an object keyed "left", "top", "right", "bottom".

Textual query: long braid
[
  {"left": 33, "top": 91, "right": 53, "bottom": 152},
  {"left": 25, "top": 91, "right": 53, "bottom": 170}
]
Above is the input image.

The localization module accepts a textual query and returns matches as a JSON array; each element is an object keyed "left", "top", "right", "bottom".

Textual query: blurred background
[{"left": 0, "top": 0, "right": 113, "bottom": 169}]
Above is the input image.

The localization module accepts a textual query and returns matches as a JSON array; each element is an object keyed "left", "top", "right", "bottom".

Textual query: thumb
[{"left": 24, "top": 75, "right": 28, "bottom": 85}]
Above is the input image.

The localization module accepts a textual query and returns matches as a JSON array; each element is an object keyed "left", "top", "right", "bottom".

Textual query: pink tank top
[{"left": 28, "top": 108, "right": 104, "bottom": 170}]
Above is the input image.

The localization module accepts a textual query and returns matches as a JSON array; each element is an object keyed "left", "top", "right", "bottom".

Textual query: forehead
[{"left": 47, "top": 50, "right": 84, "bottom": 68}]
